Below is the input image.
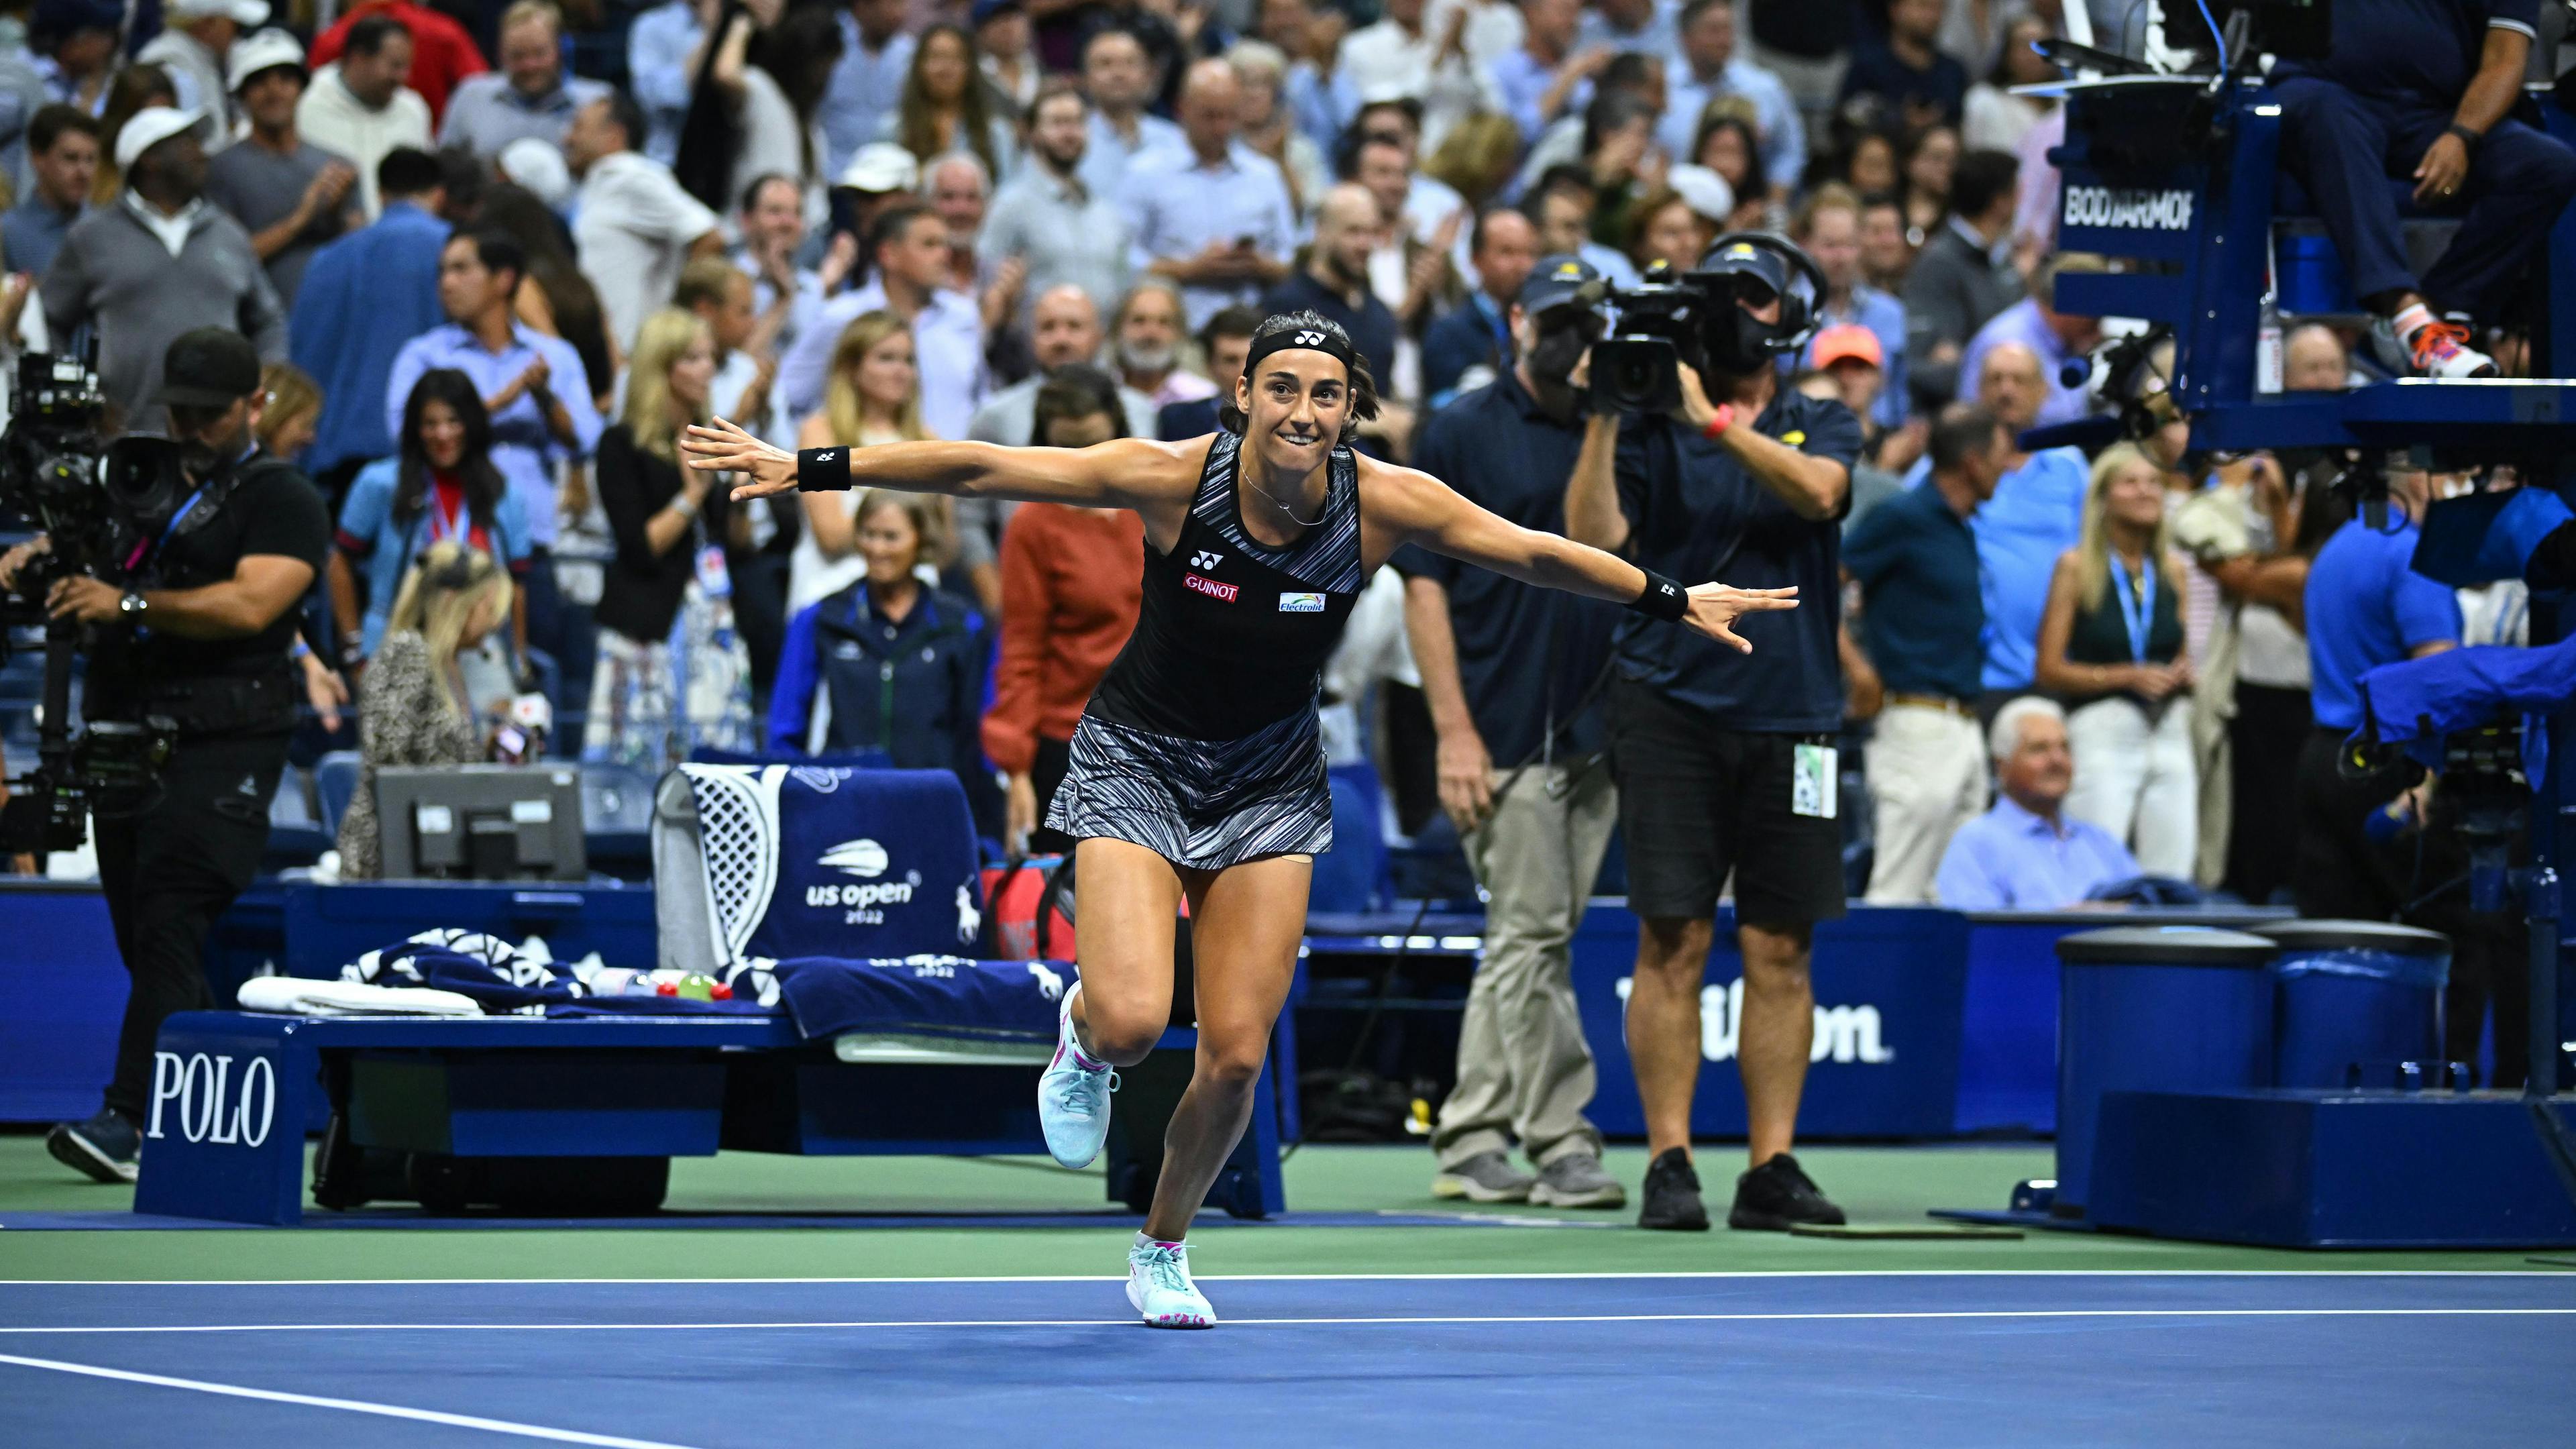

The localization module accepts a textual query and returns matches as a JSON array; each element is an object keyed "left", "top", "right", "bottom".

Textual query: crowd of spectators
[{"left": 0, "top": 0, "right": 2559, "bottom": 1012}]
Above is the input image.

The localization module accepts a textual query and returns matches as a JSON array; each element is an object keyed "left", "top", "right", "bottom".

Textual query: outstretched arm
[
  {"left": 1366, "top": 460, "right": 1796, "bottom": 654},
  {"left": 682, "top": 417, "right": 1200, "bottom": 514}
]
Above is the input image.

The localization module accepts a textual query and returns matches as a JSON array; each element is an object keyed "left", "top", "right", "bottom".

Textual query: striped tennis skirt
[{"left": 1044, "top": 708, "right": 1334, "bottom": 870}]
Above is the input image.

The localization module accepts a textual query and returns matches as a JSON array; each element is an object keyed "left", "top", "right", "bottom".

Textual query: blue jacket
[
  {"left": 291, "top": 202, "right": 450, "bottom": 474},
  {"left": 333, "top": 457, "right": 535, "bottom": 655},
  {"left": 1422, "top": 294, "right": 1511, "bottom": 411},
  {"left": 771, "top": 581, "right": 993, "bottom": 784}
]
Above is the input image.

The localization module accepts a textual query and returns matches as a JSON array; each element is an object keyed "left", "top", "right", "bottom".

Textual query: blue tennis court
[{"left": 4, "top": 1271, "right": 2568, "bottom": 1446}]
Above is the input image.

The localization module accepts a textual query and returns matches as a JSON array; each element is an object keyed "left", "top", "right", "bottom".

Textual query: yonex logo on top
[{"left": 1293, "top": 330, "right": 1324, "bottom": 346}]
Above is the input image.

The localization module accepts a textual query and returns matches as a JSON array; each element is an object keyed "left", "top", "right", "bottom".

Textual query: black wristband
[
  {"left": 1629, "top": 568, "right": 1690, "bottom": 623},
  {"left": 796, "top": 445, "right": 853, "bottom": 492},
  {"left": 2447, "top": 122, "right": 2482, "bottom": 152}
]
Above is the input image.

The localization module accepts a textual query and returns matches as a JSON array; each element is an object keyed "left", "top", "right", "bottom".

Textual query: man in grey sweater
[
  {"left": 42, "top": 107, "right": 286, "bottom": 427},
  {"left": 1901, "top": 148, "right": 2026, "bottom": 413}
]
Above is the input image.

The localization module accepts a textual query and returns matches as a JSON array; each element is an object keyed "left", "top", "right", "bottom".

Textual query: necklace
[{"left": 1247, "top": 471, "right": 1327, "bottom": 529}]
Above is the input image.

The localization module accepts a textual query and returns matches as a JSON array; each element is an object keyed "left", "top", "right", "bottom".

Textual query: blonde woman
[
  {"left": 256, "top": 362, "right": 324, "bottom": 460},
  {"left": 337, "top": 543, "right": 515, "bottom": 879},
  {"left": 786, "top": 310, "right": 931, "bottom": 614},
  {"left": 2034, "top": 443, "right": 2198, "bottom": 879},
  {"left": 586, "top": 309, "right": 757, "bottom": 768}
]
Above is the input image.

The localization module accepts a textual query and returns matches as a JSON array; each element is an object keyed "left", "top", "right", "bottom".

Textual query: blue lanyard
[
  {"left": 126, "top": 484, "right": 208, "bottom": 574},
  {"left": 2110, "top": 552, "right": 2155, "bottom": 663}
]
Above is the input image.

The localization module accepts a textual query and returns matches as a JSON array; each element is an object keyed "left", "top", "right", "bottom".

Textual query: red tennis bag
[{"left": 982, "top": 855, "right": 1078, "bottom": 961}]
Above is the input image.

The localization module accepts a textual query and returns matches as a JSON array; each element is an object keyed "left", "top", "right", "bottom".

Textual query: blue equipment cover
[
  {"left": 678, "top": 763, "right": 987, "bottom": 965},
  {"left": 2352, "top": 635, "right": 2576, "bottom": 773}
]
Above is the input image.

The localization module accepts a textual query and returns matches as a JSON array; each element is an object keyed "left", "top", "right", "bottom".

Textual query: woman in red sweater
[{"left": 984, "top": 367, "right": 1145, "bottom": 855}]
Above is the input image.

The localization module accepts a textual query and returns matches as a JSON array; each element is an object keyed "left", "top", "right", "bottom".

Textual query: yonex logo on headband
[
  {"left": 1245, "top": 321, "right": 1357, "bottom": 377},
  {"left": 1294, "top": 330, "right": 1323, "bottom": 346}
]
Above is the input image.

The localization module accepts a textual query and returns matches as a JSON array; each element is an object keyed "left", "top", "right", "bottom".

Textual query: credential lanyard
[
  {"left": 123, "top": 484, "right": 209, "bottom": 574},
  {"left": 2110, "top": 552, "right": 2155, "bottom": 663}
]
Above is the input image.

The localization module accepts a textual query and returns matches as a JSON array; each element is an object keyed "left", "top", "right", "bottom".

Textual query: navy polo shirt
[
  {"left": 2306, "top": 515, "right": 2463, "bottom": 731},
  {"left": 1392, "top": 371, "right": 1617, "bottom": 765},
  {"left": 2275, "top": 0, "right": 2536, "bottom": 110},
  {"left": 1841, "top": 476, "right": 1984, "bottom": 702},
  {"left": 1612, "top": 388, "right": 1863, "bottom": 733},
  {"left": 1262, "top": 271, "right": 1401, "bottom": 394}
]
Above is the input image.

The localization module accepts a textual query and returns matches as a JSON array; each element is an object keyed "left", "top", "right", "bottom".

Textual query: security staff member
[
  {"left": 1395, "top": 256, "right": 1626, "bottom": 1212},
  {"left": 2272, "top": 0, "right": 2576, "bottom": 377},
  {"left": 22, "top": 329, "right": 330, "bottom": 1182},
  {"left": 1566, "top": 239, "right": 1860, "bottom": 1232}
]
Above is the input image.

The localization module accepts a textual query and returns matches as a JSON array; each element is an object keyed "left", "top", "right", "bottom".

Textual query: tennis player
[{"left": 684, "top": 311, "right": 1796, "bottom": 1328}]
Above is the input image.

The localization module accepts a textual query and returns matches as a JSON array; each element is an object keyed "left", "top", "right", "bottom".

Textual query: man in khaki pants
[
  {"left": 1845, "top": 405, "right": 2011, "bottom": 902},
  {"left": 1395, "top": 256, "right": 1625, "bottom": 1209}
]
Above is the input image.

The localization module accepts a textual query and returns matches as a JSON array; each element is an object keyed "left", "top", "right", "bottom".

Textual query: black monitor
[
  {"left": 2164, "top": 0, "right": 2335, "bottom": 63},
  {"left": 372, "top": 765, "right": 588, "bottom": 881}
]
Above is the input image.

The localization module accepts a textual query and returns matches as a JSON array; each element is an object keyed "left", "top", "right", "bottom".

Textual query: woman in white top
[
  {"left": 1962, "top": 15, "right": 2060, "bottom": 156},
  {"left": 786, "top": 309, "right": 934, "bottom": 613}
]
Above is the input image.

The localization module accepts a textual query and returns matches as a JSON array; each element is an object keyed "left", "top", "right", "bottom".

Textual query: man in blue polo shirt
[
  {"left": 1566, "top": 237, "right": 1860, "bottom": 1233},
  {"left": 1396, "top": 255, "right": 1625, "bottom": 1214},
  {"left": 1844, "top": 404, "right": 2008, "bottom": 904},
  {"left": 2295, "top": 468, "right": 2461, "bottom": 918},
  {"left": 2273, "top": 0, "right": 2576, "bottom": 376}
]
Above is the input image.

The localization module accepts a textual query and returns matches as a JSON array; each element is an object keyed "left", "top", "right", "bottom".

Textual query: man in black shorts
[{"left": 1566, "top": 241, "right": 1860, "bottom": 1230}]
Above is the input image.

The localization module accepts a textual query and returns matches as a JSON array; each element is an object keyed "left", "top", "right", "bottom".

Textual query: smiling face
[
  {"left": 2103, "top": 456, "right": 2166, "bottom": 533},
  {"left": 856, "top": 329, "right": 918, "bottom": 412},
  {"left": 857, "top": 500, "right": 922, "bottom": 587},
  {"left": 239, "top": 67, "right": 305, "bottom": 131},
  {"left": 1234, "top": 346, "right": 1351, "bottom": 477},
  {"left": 419, "top": 398, "right": 468, "bottom": 470},
  {"left": 668, "top": 328, "right": 718, "bottom": 410},
  {"left": 500, "top": 13, "right": 563, "bottom": 96}
]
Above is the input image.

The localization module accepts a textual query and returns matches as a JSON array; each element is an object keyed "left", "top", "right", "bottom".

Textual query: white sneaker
[
  {"left": 1127, "top": 1236, "right": 1217, "bottom": 1329},
  {"left": 2377, "top": 313, "right": 2498, "bottom": 378},
  {"left": 1038, "top": 981, "right": 1116, "bottom": 1169}
]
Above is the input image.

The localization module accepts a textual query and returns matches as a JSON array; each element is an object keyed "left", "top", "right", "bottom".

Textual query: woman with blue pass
[{"left": 684, "top": 311, "right": 1797, "bottom": 1328}]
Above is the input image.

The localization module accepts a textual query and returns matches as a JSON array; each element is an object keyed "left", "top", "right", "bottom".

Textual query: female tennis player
[{"left": 684, "top": 312, "right": 1796, "bottom": 1328}]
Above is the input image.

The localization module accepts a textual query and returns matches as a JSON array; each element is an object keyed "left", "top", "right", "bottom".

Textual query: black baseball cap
[
  {"left": 1519, "top": 254, "right": 1600, "bottom": 315},
  {"left": 1696, "top": 237, "right": 1788, "bottom": 301},
  {"left": 157, "top": 327, "right": 264, "bottom": 407}
]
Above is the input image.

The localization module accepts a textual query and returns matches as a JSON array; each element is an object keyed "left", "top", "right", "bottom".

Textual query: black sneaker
[
  {"left": 1728, "top": 1152, "right": 1846, "bottom": 1230},
  {"left": 48, "top": 1108, "right": 140, "bottom": 1184},
  {"left": 1636, "top": 1147, "right": 1709, "bottom": 1231}
]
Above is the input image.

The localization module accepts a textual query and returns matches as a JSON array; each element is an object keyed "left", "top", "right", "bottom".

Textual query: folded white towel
[{"left": 236, "top": 975, "right": 484, "bottom": 1018}]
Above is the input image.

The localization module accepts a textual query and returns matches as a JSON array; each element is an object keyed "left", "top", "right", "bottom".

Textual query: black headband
[{"left": 1243, "top": 324, "right": 1356, "bottom": 382}]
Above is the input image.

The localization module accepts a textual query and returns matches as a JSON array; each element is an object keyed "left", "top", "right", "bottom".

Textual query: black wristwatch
[{"left": 2447, "top": 122, "right": 2483, "bottom": 152}]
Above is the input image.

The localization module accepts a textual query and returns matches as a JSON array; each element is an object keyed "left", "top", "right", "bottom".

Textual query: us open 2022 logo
[{"left": 147, "top": 1050, "right": 278, "bottom": 1147}]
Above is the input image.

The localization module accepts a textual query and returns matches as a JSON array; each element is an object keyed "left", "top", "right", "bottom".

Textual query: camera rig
[{"left": 0, "top": 349, "right": 176, "bottom": 855}]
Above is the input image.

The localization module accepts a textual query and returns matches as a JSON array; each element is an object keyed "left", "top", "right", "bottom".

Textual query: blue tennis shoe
[{"left": 1039, "top": 981, "right": 1116, "bottom": 1169}]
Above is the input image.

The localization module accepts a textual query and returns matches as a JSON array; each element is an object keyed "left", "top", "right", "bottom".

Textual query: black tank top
[{"left": 1086, "top": 433, "right": 1365, "bottom": 741}]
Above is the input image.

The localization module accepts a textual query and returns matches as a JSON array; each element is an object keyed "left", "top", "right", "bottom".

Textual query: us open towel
[{"left": 740, "top": 955, "right": 1079, "bottom": 1044}]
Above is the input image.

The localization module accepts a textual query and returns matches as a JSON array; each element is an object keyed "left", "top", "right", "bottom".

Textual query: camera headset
[{"left": 1688, "top": 231, "right": 1826, "bottom": 376}]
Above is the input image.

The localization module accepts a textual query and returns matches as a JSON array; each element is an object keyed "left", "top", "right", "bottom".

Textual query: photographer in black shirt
[
  {"left": 1566, "top": 237, "right": 1860, "bottom": 1232},
  {"left": 0, "top": 329, "right": 331, "bottom": 1183}
]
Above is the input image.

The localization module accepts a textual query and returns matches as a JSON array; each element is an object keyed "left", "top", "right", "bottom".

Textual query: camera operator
[
  {"left": 0, "top": 328, "right": 331, "bottom": 1183},
  {"left": 1396, "top": 255, "right": 1625, "bottom": 1212},
  {"left": 1565, "top": 237, "right": 1860, "bottom": 1232}
]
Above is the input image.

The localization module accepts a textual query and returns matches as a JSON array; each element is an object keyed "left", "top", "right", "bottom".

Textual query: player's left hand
[
  {"left": 46, "top": 576, "right": 121, "bottom": 623},
  {"left": 1684, "top": 582, "right": 1799, "bottom": 653},
  {"left": 2414, "top": 133, "right": 2470, "bottom": 205},
  {"left": 685, "top": 419, "right": 798, "bottom": 498}
]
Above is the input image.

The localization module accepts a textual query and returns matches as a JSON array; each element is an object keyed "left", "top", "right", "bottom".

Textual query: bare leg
[
  {"left": 1142, "top": 852, "right": 1309, "bottom": 1243},
  {"left": 1066, "top": 837, "right": 1182, "bottom": 1067},
  {"left": 1625, "top": 914, "right": 1714, "bottom": 1161},
  {"left": 1737, "top": 920, "right": 1815, "bottom": 1167}
]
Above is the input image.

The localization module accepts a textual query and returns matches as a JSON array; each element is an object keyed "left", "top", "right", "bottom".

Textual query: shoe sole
[
  {"left": 1128, "top": 1279, "right": 1216, "bottom": 1329},
  {"left": 47, "top": 1128, "right": 137, "bottom": 1185},
  {"left": 1430, "top": 1176, "right": 1532, "bottom": 1203},
  {"left": 1637, "top": 1204, "right": 1711, "bottom": 1230},
  {"left": 1529, "top": 1183, "right": 1627, "bottom": 1209}
]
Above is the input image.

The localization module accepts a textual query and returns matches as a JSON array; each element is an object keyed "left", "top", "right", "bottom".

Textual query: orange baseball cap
[{"left": 1812, "top": 323, "right": 1884, "bottom": 370}]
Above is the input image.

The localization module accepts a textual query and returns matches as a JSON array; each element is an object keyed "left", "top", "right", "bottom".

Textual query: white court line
[
  {"left": 1, "top": 1269, "right": 2565, "bottom": 1287},
  {"left": 3, "top": 1307, "right": 2573, "bottom": 1334},
  {"left": 0, "top": 1352, "right": 702, "bottom": 1448}
]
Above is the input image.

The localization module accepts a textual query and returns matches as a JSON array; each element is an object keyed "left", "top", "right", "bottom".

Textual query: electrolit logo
[{"left": 1615, "top": 977, "right": 1896, "bottom": 1064}]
